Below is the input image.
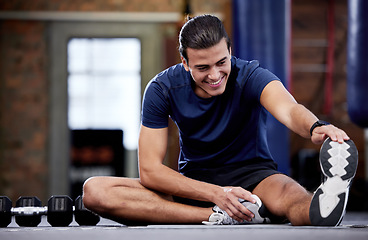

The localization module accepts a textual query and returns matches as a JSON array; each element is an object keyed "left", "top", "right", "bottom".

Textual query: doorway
[
  {"left": 49, "top": 21, "right": 162, "bottom": 196},
  {"left": 67, "top": 37, "right": 141, "bottom": 198}
]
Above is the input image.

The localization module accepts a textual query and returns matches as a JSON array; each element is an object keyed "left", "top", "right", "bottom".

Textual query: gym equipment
[
  {"left": 347, "top": 0, "right": 368, "bottom": 128},
  {"left": 74, "top": 195, "right": 100, "bottom": 226},
  {"left": 14, "top": 196, "right": 44, "bottom": 227},
  {"left": 0, "top": 196, "right": 12, "bottom": 227},
  {"left": 47, "top": 195, "right": 73, "bottom": 227},
  {"left": 0, "top": 195, "right": 100, "bottom": 227}
]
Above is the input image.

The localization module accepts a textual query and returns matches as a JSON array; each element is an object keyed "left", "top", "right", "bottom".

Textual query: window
[{"left": 67, "top": 38, "right": 141, "bottom": 150}]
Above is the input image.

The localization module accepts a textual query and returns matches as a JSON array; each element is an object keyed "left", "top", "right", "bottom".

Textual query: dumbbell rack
[{"left": 0, "top": 195, "right": 100, "bottom": 227}]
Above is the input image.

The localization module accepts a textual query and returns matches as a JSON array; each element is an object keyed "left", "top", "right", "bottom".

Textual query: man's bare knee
[
  {"left": 82, "top": 177, "right": 105, "bottom": 211},
  {"left": 254, "top": 175, "right": 311, "bottom": 216},
  {"left": 274, "top": 178, "right": 310, "bottom": 207},
  {"left": 82, "top": 177, "right": 147, "bottom": 213}
]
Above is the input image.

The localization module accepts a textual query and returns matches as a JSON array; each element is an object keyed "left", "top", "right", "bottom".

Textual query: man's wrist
[{"left": 310, "top": 120, "right": 330, "bottom": 136}]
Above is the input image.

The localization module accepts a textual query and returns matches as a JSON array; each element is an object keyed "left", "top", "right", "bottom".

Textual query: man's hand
[
  {"left": 311, "top": 124, "right": 350, "bottom": 145},
  {"left": 213, "top": 186, "right": 256, "bottom": 222}
]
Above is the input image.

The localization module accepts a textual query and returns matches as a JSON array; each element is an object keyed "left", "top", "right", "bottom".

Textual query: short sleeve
[
  {"left": 141, "top": 79, "right": 170, "bottom": 128},
  {"left": 239, "top": 60, "right": 280, "bottom": 101},
  {"left": 251, "top": 67, "right": 280, "bottom": 101}
]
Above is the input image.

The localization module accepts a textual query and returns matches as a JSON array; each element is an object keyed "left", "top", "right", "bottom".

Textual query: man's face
[{"left": 182, "top": 38, "right": 232, "bottom": 98}]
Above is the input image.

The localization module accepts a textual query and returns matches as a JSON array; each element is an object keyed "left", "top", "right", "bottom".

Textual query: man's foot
[
  {"left": 203, "top": 195, "right": 270, "bottom": 225},
  {"left": 309, "top": 138, "right": 358, "bottom": 226}
]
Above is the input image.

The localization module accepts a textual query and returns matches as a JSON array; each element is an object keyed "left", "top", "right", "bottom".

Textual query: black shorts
[{"left": 173, "top": 158, "right": 281, "bottom": 208}]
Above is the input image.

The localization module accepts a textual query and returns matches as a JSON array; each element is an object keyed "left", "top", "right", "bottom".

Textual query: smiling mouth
[
  {"left": 209, "top": 78, "right": 222, "bottom": 85},
  {"left": 207, "top": 76, "right": 224, "bottom": 87}
]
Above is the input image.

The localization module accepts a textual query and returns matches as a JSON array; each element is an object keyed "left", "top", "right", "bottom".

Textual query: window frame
[{"left": 67, "top": 37, "right": 142, "bottom": 150}]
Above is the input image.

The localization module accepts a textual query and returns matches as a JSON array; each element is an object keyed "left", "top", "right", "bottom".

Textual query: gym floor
[{"left": 1, "top": 211, "right": 367, "bottom": 240}]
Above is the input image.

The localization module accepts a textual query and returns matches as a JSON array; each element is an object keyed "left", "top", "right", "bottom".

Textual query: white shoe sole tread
[{"left": 310, "top": 138, "right": 358, "bottom": 226}]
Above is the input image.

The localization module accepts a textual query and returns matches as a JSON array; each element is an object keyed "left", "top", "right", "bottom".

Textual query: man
[{"left": 82, "top": 15, "right": 358, "bottom": 226}]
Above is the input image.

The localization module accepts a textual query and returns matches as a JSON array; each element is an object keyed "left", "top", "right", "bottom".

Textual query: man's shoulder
[
  {"left": 154, "top": 63, "right": 189, "bottom": 88},
  {"left": 144, "top": 63, "right": 191, "bottom": 102},
  {"left": 232, "top": 57, "right": 280, "bottom": 84},
  {"left": 232, "top": 56, "right": 260, "bottom": 69},
  {"left": 231, "top": 56, "right": 262, "bottom": 76}
]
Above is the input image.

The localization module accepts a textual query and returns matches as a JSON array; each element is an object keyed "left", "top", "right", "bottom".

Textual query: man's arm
[
  {"left": 138, "top": 125, "right": 215, "bottom": 201},
  {"left": 138, "top": 125, "right": 256, "bottom": 221},
  {"left": 260, "top": 80, "right": 349, "bottom": 144}
]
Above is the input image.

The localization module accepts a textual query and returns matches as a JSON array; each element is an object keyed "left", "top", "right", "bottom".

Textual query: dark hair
[{"left": 179, "top": 14, "right": 231, "bottom": 62}]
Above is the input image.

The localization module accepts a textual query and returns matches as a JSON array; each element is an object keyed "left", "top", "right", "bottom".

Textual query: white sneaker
[
  {"left": 309, "top": 138, "right": 358, "bottom": 226},
  {"left": 203, "top": 194, "right": 270, "bottom": 225}
]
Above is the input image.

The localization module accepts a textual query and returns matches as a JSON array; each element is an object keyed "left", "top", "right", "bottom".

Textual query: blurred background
[{"left": 0, "top": 0, "right": 367, "bottom": 211}]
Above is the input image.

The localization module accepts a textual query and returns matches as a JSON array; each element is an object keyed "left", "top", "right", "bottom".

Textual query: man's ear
[{"left": 181, "top": 56, "right": 190, "bottom": 72}]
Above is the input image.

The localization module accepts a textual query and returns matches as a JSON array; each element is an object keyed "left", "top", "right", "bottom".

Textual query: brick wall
[
  {"left": 0, "top": 0, "right": 231, "bottom": 12},
  {"left": 0, "top": 20, "right": 48, "bottom": 201}
]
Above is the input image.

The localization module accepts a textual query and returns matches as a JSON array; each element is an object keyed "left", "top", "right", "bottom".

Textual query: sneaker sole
[{"left": 309, "top": 138, "right": 358, "bottom": 226}]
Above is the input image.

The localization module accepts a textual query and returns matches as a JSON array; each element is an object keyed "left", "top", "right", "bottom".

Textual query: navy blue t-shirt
[{"left": 141, "top": 56, "right": 280, "bottom": 174}]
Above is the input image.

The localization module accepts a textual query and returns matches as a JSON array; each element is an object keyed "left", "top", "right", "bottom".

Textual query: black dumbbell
[
  {"left": 0, "top": 196, "right": 12, "bottom": 227},
  {"left": 74, "top": 195, "right": 100, "bottom": 226},
  {"left": 1, "top": 196, "right": 46, "bottom": 227},
  {"left": 12, "top": 196, "right": 73, "bottom": 227},
  {"left": 47, "top": 195, "right": 73, "bottom": 227},
  {"left": 0, "top": 195, "right": 100, "bottom": 227},
  {"left": 1, "top": 195, "right": 74, "bottom": 227},
  {"left": 14, "top": 196, "right": 44, "bottom": 227}
]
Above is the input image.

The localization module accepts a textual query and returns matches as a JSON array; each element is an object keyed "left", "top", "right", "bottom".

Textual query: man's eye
[{"left": 218, "top": 61, "right": 225, "bottom": 65}]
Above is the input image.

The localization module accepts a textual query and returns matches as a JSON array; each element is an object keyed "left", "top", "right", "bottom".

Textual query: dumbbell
[
  {"left": 0, "top": 196, "right": 12, "bottom": 227},
  {"left": 0, "top": 195, "right": 72, "bottom": 227},
  {"left": 0, "top": 195, "right": 100, "bottom": 227},
  {"left": 74, "top": 195, "right": 100, "bottom": 226}
]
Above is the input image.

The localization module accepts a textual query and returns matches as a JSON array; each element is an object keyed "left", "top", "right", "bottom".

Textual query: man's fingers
[
  {"left": 326, "top": 126, "right": 348, "bottom": 143},
  {"left": 226, "top": 203, "right": 253, "bottom": 222},
  {"left": 221, "top": 186, "right": 256, "bottom": 222},
  {"left": 312, "top": 125, "right": 350, "bottom": 144},
  {"left": 230, "top": 197, "right": 255, "bottom": 222},
  {"left": 226, "top": 187, "right": 256, "bottom": 203},
  {"left": 237, "top": 201, "right": 255, "bottom": 218}
]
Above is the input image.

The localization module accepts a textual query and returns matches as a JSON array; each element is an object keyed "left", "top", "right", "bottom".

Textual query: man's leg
[
  {"left": 82, "top": 176, "right": 213, "bottom": 225},
  {"left": 252, "top": 174, "right": 312, "bottom": 226},
  {"left": 253, "top": 138, "right": 358, "bottom": 226}
]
